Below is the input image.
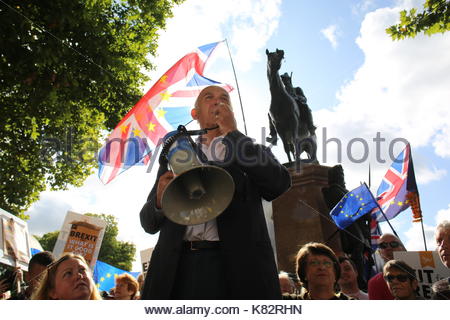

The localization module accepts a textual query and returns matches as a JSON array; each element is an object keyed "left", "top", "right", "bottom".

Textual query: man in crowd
[
  {"left": 368, "top": 233, "right": 406, "bottom": 299},
  {"left": 338, "top": 256, "right": 368, "bottom": 299},
  {"left": 432, "top": 220, "right": 450, "bottom": 299},
  {"left": 140, "top": 85, "right": 291, "bottom": 299},
  {"left": 6, "top": 251, "right": 55, "bottom": 300},
  {"left": 383, "top": 259, "right": 422, "bottom": 300},
  {"left": 435, "top": 220, "right": 450, "bottom": 268}
]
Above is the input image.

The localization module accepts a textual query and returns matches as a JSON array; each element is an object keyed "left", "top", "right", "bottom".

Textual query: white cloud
[
  {"left": 321, "top": 24, "right": 340, "bottom": 49},
  {"left": 436, "top": 205, "right": 450, "bottom": 224},
  {"left": 416, "top": 165, "right": 447, "bottom": 184},
  {"left": 403, "top": 204, "right": 450, "bottom": 251},
  {"left": 432, "top": 126, "right": 450, "bottom": 157}
]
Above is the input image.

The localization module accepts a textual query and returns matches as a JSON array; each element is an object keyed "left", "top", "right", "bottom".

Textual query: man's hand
[
  {"left": 156, "top": 171, "right": 174, "bottom": 209},
  {"left": 214, "top": 102, "right": 237, "bottom": 136}
]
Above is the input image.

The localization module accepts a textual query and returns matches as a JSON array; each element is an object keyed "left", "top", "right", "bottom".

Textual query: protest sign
[
  {"left": 394, "top": 250, "right": 450, "bottom": 299},
  {"left": 0, "top": 208, "right": 31, "bottom": 270},
  {"left": 53, "top": 211, "right": 106, "bottom": 269},
  {"left": 140, "top": 248, "right": 153, "bottom": 277}
]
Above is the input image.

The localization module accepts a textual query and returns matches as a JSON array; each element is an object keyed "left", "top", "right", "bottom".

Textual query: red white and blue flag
[
  {"left": 98, "top": 41, "right": 233, "bottom": 184},
  {"left": 372, "top": 143, "right": 421, "bottom": 222}
]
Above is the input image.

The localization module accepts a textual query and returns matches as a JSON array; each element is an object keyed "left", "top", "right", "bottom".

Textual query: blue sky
[{"left": 25, "top": 0, "right": 450, "bottom": 271}]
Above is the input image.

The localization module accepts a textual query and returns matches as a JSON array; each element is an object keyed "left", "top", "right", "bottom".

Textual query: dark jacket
[{"left": 140, "top": 130, "right": 291, "bottom": 299}]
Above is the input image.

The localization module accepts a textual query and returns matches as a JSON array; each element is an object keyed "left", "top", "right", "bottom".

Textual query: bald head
[{"left": 378, "top": 233, "right": 406, "bottom": 263}]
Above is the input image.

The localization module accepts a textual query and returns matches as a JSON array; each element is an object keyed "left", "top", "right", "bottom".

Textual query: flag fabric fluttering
[
  {"left": 98, "top": 41, "right": 233, "bottom": 184},
  {"left": 372, "top": 143, "right": 422, "bottom": 222},
  {"left": 370, "top": 213, "right": 382, "bottom": 251},
  {"left": 330, "top": 184, "right": 378, "bottom": 230}
]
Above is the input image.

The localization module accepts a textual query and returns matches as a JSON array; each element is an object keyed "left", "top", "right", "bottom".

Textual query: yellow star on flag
[
  {"left": 133, "top": 128, "right": 142, "bottom": 137},
  {"left": 106, "top": 273, "right": 111, "bottom": 278},
  {"left": 159, "top": 75, "right": 168, "bottom": 83},
  {"left": 100, "top": 277, "right": 105, "bottom": 282},
  {"left": 147, "top": 122, "right": 156, "bottom": 132},
  {"left": 160, "top": 91, "right": 171, "bottom": 101},
  {"left": 397, "top": 201, "right": 403, "bottom": 206},
  {"left": 96, "top": 283, "right": 100, "bottom": 288},
  {"left": 120, "top": 124, "right": 129, "bottom": 133},
  {"left": 156, "top": 108, "right": 167, "bottom": 119}
]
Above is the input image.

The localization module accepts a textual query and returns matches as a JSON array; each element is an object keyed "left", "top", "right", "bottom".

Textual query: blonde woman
[{"left": 32, "top": 253, "right": 101, "bottom": 300}]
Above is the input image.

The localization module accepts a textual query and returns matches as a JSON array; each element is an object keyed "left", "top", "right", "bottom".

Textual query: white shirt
[{"left": 183, "top": 136, "right": 226, "bottom": 241}]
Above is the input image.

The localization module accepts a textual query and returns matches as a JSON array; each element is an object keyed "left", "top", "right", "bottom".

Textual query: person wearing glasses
[
  {"left": 383, "top": 260, "right": 422, "bottom": 300},
  {"left": 284, "top": 242, "right": 352, "bottom": 300},
  {"left": 368, "top": 233, "right": 406, "bottom": 299}
]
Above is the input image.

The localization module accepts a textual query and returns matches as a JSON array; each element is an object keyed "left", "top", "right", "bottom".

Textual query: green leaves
[
  {"left": 386, "top": 0, "right": 450, "bottom": 40},
  {"left": 0, "top": 0, "right": 184, "bottom": 215}
]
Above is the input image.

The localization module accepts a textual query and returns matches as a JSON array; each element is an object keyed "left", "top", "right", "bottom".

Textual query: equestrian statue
[{"left": 265, "top": 48, "right": 317, "bottom": 163}]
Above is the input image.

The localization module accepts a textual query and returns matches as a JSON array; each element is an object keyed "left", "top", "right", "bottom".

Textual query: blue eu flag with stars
[{"left": 330, "top": 184, "right": 378, "bottom": 229}]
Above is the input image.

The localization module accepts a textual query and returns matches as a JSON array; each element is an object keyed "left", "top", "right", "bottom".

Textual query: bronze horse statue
[
  {"left": 266, "top": 49, "right": 299, "bottom": 162},
  {"left": 266, "top": 49, "right": 317, "bottom": 162}
]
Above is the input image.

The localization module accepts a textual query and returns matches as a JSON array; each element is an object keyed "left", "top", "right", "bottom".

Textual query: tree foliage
[
  {"left": 386, "top": 0, "right": 450, "bottom": 40},
  {"left": 0, "top": 0, "right": 184, "bottom": 217},
  {"left": 35, "top": 213, "right": 136, "bottom": 271}
]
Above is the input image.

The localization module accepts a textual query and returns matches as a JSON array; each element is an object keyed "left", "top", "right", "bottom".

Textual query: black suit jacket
[{"left": 140, "top": 130, "right": 291, "bottom": 299}]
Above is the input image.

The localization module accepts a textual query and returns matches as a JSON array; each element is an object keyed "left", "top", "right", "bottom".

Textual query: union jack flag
[
  {"left": 372, "top": 143, "right": 421, "bottom": 222},
  {"left": 98, "top": 41, "right": 233, "bottom": 184}
]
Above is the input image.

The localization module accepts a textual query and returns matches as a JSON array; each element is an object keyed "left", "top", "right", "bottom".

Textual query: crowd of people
[
  {"left": 0, "top": 219, "right": 448, "bottom": 300},
  {"left": 1, "top": 86, "right": 448, "bottom": 300}
]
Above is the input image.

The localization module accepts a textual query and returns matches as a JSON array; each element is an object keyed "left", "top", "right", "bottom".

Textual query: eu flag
[
  {"left": 330, "top": 184, "right": 378, "bottom": 229},
  {"left": 93, "top": 260, "right": 140, "bottom": 292}
]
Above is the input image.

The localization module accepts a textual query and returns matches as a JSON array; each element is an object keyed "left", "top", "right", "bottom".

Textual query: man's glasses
[
  {"left": 308, "top": 260, "right": 333, "bottom": 268},
  {"left": 379, "top": 241, "right": 400, "bottom": 249},
  {"left": 384, "top": 274, "right": 410, "bottom": 283}
]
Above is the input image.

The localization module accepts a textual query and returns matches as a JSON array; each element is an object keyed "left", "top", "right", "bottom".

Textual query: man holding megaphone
[{"left": 140, "top": 85, "right": 291, "bottom": 299}]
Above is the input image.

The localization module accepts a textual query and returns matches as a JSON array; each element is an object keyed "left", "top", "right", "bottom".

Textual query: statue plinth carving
[{"left": 272, "top": 163, "right": 342, "bottom": 273}]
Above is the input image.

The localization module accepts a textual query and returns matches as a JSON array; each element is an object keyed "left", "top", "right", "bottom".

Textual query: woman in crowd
[
  {"left": 32, "top": 252, "right": 101, "bottom": 300},
  {"left": 284, "top": 242, "right": 352, "bottom": 300},
  {"left": 114, "top": 273, "right": 139, "bottom": 300}
]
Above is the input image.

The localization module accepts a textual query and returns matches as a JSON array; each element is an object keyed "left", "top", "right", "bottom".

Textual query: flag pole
[
  {"left": 224, "top": 38, "right": 247, "bottom": 135},
  {"left": 419, "top": 217, "right": 428, "bottom": 251},
  {"left": 363, "top": 182, "right": 399, "bottom": 238}
]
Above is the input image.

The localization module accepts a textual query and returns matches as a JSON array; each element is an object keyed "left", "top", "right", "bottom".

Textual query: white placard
[
  {"left": 0, "top": 208, "right": 31, "bottom": 270},
  {"left": 53, "top": 211, "right": 107, "bottom": 269},
  {"left": 140, "top": 247, "right": 154, "bottom": 276},
  {"left": 394, "top": 251, "right": 450, "bottom": 299}
]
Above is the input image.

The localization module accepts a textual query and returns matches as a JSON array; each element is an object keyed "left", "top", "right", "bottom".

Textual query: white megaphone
[{"left": 159, "top": 125, "right": 235, "bottom": 225}]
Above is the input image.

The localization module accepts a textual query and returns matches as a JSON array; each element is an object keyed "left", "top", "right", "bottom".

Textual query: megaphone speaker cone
[{"left": 161, "top": 165, "right": 235, "bottom": 225}]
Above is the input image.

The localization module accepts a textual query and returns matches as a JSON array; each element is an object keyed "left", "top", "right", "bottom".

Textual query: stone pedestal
[{"left": 272, "top": 163, "right": 342, "bottom": 273}]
